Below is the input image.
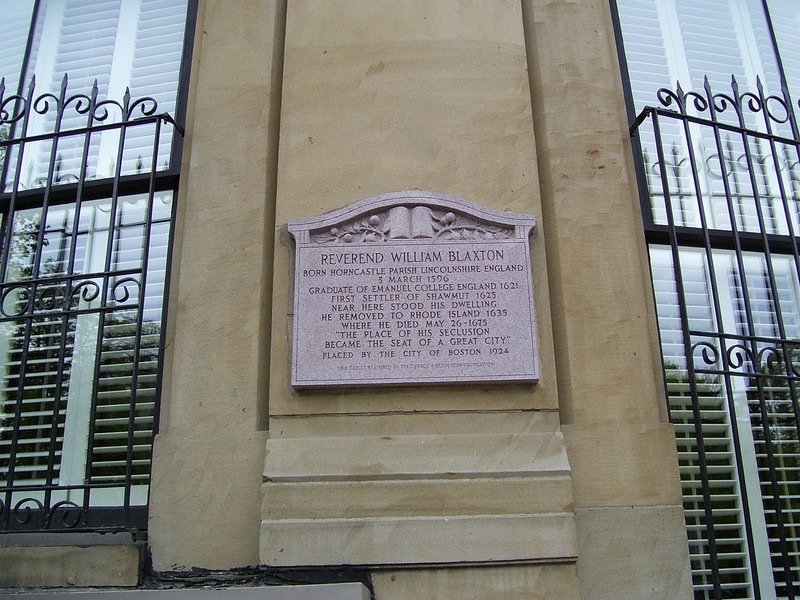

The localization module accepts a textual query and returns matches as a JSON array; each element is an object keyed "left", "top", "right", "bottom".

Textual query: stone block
[
  {"left": 575, "top": 505, "right": 693, "bottom": 600},
  {"left": 261, "top": 513, "right": 576, "bottom": 567},
  {"left": 148, "top": 432, "right": 268, "bottom": 571}
]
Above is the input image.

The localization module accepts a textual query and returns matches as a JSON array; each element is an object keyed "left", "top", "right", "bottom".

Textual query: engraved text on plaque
[{"left": 287, "top": 192, "right": 538, "bottom": 388}]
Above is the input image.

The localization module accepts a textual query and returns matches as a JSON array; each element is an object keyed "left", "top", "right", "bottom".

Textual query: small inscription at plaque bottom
[{"left": 287, "top": 192, "right": 539, "bottom": 388}]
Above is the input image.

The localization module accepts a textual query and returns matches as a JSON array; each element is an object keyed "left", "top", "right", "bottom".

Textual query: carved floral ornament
[{"left": 311, "top": 205, "right": 514, "bottom": 245}]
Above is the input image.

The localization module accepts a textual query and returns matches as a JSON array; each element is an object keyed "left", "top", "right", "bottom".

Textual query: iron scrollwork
[
  {"left": 691, "top": 337, "right": 800, "bottom": 379},
  {"left": 0, "top": 74, "right": 181, "bottom": 190},
  {"left": 0, "top": 276, "right": 141, "bottom": 320},
  {"left": 656, "top": 75, "right": 794, "bottom": 131},
  {"left": 0, "top": 74, "right": 161, "bottom": 130},
  {"left": 8, "top": 497, "right": 83, "bottom": 530}
]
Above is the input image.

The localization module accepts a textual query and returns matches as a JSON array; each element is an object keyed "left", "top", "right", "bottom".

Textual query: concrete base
[{"left": 0, "top": 545, "right": 140, "bottom": 588}]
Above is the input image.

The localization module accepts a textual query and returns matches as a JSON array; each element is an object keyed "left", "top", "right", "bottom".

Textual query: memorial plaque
[{"left": 287, "top": 191, "right": 539, "bottom": 388}]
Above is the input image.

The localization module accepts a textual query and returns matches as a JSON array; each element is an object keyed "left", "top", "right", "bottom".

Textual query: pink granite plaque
[{"left": 287, "top": 191, "right": 538, "bottom": 388}]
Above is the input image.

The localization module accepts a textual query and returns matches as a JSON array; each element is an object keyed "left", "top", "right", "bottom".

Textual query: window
[
  {"left": 615, "top": 0, "right": 800, "bottom": 598},
  {"left": 0, "top": 0, "right": 192, "bottom": 532}
]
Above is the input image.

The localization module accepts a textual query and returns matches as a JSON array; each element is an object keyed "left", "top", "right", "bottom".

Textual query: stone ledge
[
  {"left": 0, "top": 584, "right": 369, "bottom": 600},
  {"left": 0, "top": 532, "right": 137, "bottom": 548},
  {"left": 269, "top": 409, "right": 561, "bottom": 438},
  {"left": 262, "top": 476, "right": 574, "bottom": 519},
  {"left": 263, "top": 432, "right": 570, "bottom": 482},
  {"left": 260, "top": 513, "right": 577, "bottom": 567}
]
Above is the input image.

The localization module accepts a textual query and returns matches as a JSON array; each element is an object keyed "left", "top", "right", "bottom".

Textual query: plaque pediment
[
  {"left": 288, "top": 191, "right": 535, "bottom": 243},
  {"left": 287, "top": 191, "right": 538, "bottom": 389}
]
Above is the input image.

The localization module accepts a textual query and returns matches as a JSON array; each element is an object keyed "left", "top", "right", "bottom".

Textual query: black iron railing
[
  {"left": 633, "top": 77, "right": 800, "bottom": 599},
  {"left": 0, "top": 76, "right": 181, "bottom": 532}
]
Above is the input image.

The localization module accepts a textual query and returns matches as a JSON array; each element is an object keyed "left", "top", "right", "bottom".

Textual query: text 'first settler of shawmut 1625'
[{"left": 287, "top": 192, "right": 539, "bottom": 388}]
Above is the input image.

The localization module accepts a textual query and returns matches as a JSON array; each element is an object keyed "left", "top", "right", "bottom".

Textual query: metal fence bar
[
  {"left": 633, "top": 78, "right": 800, "bottom": 599},
  {"left": 0, "top": 76, "right": 181, "bottom": 533},
  {"left": 647, "top": 106, "right": 726, "bottom": 598}
]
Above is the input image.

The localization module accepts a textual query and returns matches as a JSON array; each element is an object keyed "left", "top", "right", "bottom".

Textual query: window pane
[
  {"left": 651, "top": 246, "right": 757, "bottom": 599},
  {"left": 618, "top": 0, "right": 800, "bottom": 595},
  {"left": 765, "top": 0, "right": 800, "bottom": 107},
  {"left": 0, "top": 0, "right": 188, "bottom": 532},
  {"left": 0, "top": 193, "right": 173, "bottom": 506},
  {"left": 617, "top": 0, "right": 782, "bottom": 113},
  {"left": 0, "top": 1, "right": 34, "bottom": 97}
]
